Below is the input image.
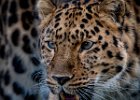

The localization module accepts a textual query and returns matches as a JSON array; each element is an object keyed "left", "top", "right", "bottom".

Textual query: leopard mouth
[{"left": 59, "top": 90, "right": 79, "bottom": 100}]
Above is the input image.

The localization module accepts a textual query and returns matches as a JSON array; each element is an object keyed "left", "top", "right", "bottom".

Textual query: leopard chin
[{"left": 59, "top": 90, "right": 79, "bottom": 100}]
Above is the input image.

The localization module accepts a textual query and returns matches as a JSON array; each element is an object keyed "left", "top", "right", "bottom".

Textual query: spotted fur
[
  {"left": 38, "top": 0, "right": 140, "bottom": 100},
  {"left": 0, "top": 0, "right": 43, "bottom": 100}
]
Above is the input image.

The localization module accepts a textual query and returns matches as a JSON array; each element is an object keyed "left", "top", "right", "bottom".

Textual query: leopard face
[{"left": 38, "top": 0, "right": 139, "bottom": 100}]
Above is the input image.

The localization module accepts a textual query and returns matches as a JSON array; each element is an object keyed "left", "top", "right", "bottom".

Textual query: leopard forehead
[
  {"left": 44, "top": 8, "right": 110, "bottom": 43},
  {"left": 41, "top": 0, "right": 123, "bottom": 46}
]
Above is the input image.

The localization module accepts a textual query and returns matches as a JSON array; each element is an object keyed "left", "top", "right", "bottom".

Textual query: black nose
[{"left": 52, "top": 76, "right": 71, "bottom": 85}]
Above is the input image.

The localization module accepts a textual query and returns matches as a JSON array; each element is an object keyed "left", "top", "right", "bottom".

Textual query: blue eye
[
  {"left": 80, "top": 41, "right": 94, "bottom": 51},
  {"left": 47, "top": 41, "right": 55, "bottom": 49}
]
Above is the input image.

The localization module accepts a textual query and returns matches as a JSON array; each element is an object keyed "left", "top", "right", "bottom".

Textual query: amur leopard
[
  {"left": 37, "top": 0, "right": 140, "bottom": 100},
  {"left": 0, "top": 0, "right": 140, "bottom": 100}
]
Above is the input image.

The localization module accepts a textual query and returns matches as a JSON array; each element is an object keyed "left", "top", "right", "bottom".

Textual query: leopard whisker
[{"left": 77, "top": 88, "right": 89, "bottom": 100}]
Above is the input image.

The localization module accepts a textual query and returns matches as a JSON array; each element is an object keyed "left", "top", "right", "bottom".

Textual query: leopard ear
[
  {"left": 37, "top": 0, "right": 63, "bottom": 19},
  {"left": 98, "top": 0, "right": 126, "bottom": 23},
  {"left": 37, "top": 0, "right": 56, "bottom": 28},
  {"left": 37, "top": 0, "right": 70, "bottom": 27}
]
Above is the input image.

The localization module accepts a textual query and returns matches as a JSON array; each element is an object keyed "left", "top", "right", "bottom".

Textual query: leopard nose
[{"left": 52, "top": 76, "right": 71, "bottom": 85}]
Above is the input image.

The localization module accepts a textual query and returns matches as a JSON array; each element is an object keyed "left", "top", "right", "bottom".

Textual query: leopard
[
  {"left": 0, "top": 0, "right": 44, "bottom": 100},
  {"left": 37, "top": 0, "right": 140, "bottom": 100}
]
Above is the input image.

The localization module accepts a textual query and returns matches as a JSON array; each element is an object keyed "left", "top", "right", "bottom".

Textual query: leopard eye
[
  {"left": 46, "top": 41, "right": 55, "bottom": 49},
  {"left": 80, "top": 40, "right": 94, "bottom": 51}
]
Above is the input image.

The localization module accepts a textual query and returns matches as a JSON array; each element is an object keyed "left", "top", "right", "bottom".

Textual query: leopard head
[{"left": 37, "top": 0, "right": 130, "bottom": 99}]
